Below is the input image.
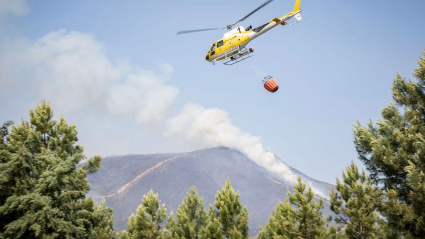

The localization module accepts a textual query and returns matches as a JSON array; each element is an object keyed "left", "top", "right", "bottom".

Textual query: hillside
[{"left": 87, "top": 147, "right": 334, "bottom": 235}]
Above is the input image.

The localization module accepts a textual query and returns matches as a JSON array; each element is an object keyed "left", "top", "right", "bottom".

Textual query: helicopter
[{"left": 177, "top": 0, "right": 302, "bottom": 65}]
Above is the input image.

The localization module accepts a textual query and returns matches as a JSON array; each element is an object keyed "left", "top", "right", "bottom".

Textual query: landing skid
[
  {"left": 224, "top": 55, "right": 253, "bottom": 65},
  {"left": 223, "top": 47, "right": 255, "bottom": 66}
]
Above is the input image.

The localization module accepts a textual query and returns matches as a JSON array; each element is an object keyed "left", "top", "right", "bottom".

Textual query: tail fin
[{"left": 293, "top": 0, "right": 301, "bottom": 12}]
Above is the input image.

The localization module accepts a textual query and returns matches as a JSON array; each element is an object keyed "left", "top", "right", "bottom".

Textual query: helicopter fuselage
[
  {"left": 205, "top": 27, "right": 252, "bottom": 62},
  {"left": 205, "top": 9, "right": 302, "bottom": 63}
]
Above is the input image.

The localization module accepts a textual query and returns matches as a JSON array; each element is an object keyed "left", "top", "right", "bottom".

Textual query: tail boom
[{"left": 248, "top": 0, "right": 302, "bottom": 40}]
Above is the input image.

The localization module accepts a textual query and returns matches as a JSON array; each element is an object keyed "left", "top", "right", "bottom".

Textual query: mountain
[{"left": 87, "top": 147, "right": 334, "bottom": 236}]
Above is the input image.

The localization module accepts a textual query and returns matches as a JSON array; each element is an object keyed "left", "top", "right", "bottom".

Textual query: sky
[{"left": 0, "top": 0, "right": 424, "bottom": 185}]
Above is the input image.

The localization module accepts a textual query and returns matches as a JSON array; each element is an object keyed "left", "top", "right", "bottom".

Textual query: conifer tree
[
  {"left": 258, "top": 177, "right": 328, "bottom": 239},
  {"left": 165, "top": 187, "right": 208, "bottom": 239},
  {"left": 329, "top": 162, "right": 383, "bottom": 239},
  {"left": 354, "top": 51, "right": 425, "bottom": 237},
  {"left": 0, "top": 101, "right": 111, "bottom": 238},
  {"left": 191, "top": 179, "right": 248, "bottom": 239},
  {"left": 257, "top": 198, "right": 294, "bottom": 239},
  {"left": 199, "top": 205, "right": 223, "bottom": 239},
  {"left": 93, "top": 198, "right": 114, "bottom": 239},
  {"left": 0, "top": 120, "right": 14, "bottom": 231},
  {"left": 212, "top": 179, "right": 249, "bottom": 239},
  {"left": 125, "top": 189, "right": 167, "bottom": 239}
]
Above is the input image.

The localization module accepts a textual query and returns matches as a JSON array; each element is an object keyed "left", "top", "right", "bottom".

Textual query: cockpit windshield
[{"left": 210, "top": 43, "right": 216, "bottom": 52}]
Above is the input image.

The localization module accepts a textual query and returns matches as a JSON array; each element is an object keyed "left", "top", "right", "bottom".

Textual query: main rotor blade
[
  {"left": 177, "top": 0, "right": 273, "bottom": 35},
  {"left": 232, "top": 0, "right": 274, "bottom": 26},
  {"left": 176, "top": 27, "right": 224, "bottom": 35}
]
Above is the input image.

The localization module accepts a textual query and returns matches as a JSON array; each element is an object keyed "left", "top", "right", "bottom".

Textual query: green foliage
[
  {"left": 257, "top": 198, "right": 294, "bottom": 239},
  {"left": 0, "top": 101, "right": 111, "bottom": 239},
  {"left": 199, "top": 205, "right": 223, "bottom": 239},
  {"left": 0, "top": 121, "right": 13, "bottom": 150},
  {"left": 114, "top": 230, "right": 128, "bottom": 239},
  {"left": 375, "top": 219, "right": 406, "bottom": 239},
  {"left": 94, "top": 198, "right": 114, "bottom": 239},
  {"left": 258, "top": 177, "right": 328, "bottom": 239},
  {"left": 327, "top": 226, "right": 348, "bottom": 239},
  {"left": 125, "top": 190, "right": 167, "bottom": 239},
  {"left": 139, "top": 181, "right": 247, "bottom": 239},
  {"left": 330, "top": 162, "right": 384, "bottom": 238},
  {"left": 354, "top": 50, "right": 425, "bottom": 237},
  {"left": 212, "top": 179, "right": 249, "bottom": 239},
  {"left": 164, "top": 187, "right": 208, "bottom": 239}
]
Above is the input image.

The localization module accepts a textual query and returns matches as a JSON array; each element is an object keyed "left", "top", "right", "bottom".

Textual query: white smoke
[
  {"left": 106, "top": 68, "right": 177, "bottom": 124},
  {"left": 165, "top": 103, "right": 299, "bottom": 185},
  {"left": 1, "top": 29, "right": 179, "bottom": 123},
  {"left": 0, "top": 0, "right": 29, "bottom": 23}
]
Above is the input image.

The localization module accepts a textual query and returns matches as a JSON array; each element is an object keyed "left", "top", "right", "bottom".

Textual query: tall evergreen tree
[
  {"left": 0, "top": 120, "right": 14, "bottom": 232},
  {"left": 199, "top": 205, "right": 223, "bottom": 239},
  {"left": 165, "top": 187, "right": 208, "bottom": 239},
  {"left": 211, "top": 179, "right": 249, "bottom": 239},
  {"left": 354, "top": 51, "right": 425, "bottom": 237},
  {"left": 93, "top": 198, "right": 114, "bottom": 239},
  {"left": 257, "top": 198, "right": 294, "bottom": 239},
  {"left": 329, "top": 162, "right": 383, "bottom": 239},
  {"left": 125, "top": 189, "right": 167, "bottom": 239},
  {"left": 0, "top": 101, "right": 111, "bottom": 238},
  {"left": 258, "top": 177, "right": 328, "bottom": 239}
]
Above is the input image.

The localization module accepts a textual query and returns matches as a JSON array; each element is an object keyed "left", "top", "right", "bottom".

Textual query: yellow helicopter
[{"left": 177, "top": 0, "right": 302, "bottom": 65}]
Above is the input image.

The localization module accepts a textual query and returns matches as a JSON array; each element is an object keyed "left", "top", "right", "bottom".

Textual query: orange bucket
[{"left": 264, "top": 77, "right": 279, "bottom": 93}]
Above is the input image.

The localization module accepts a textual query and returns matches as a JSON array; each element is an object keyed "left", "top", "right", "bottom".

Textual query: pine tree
[
  {"left": 164, "top": 187, "right": 208, "bottom": 239},
  {"left": 163, "top": 214, "right": 181, "bottom": 239},
  {"left": 354, "top": 50, "right": 425, "bottom": 237},
  {"left": 329, "top": 162, "right": 383, "bottom": 239},
  {"left": 257, "top": 198, "right": 294, "bottom": 239},
  {"left": 93, "top": 198, "right": 114, "bottom": 239},
  {"left": 212, "top": 179, "right": 249, "bottom": 239},
  {"left": 199, "top": 205, "right": 223, "bottom": 239},
  {"left": 0, "top": 120, "right": 14, "bottom": 232},
  {"left": 0, "top": 101, "right": 111, "bottom": 238},
  {"left": 258, "top": 177, "right": 328, "bottom": 239},
  {"left": 126, "top": 189, "right": 167, "bottom": 239}
]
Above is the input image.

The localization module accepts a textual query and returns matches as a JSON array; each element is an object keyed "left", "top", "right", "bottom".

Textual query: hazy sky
[{"left": 1, "top": 0, "right": 424, "bottom": 184}]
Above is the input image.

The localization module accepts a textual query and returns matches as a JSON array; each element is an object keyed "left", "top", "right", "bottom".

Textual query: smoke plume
[
  {"left": 0, "top": 0, "right": 29, "bottom": 24},
  {"left": 165, "top": 103, "right": 299, "bottom": 185},
  {"left": 1, "top": 29, "right": 179, "bottom": 123}
]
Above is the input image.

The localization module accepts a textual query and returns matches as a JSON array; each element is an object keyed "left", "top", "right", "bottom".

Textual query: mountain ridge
[{"left": 87, "top": 146, "right": 334, "bottom": 235}]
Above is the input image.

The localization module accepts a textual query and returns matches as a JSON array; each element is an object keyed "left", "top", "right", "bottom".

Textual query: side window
[
  {"left": 211, "top": 43, "right": 216, "bottom": 52},
  {"left": 217, "top": 40, "right": 224, "bottom": 47}
]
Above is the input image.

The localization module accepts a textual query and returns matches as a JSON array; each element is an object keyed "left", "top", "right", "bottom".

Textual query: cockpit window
[
  {"left": 217, "top": 40, "right": 224, "bottom": 47},
  {"left": 210, "top": 43, "right": 216, "bottom": 52}
]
